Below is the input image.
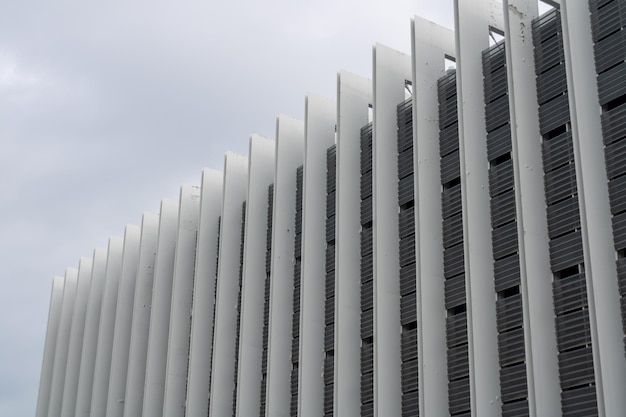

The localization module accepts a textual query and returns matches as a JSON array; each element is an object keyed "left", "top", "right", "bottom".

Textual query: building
[{"left": 35, "top": 1, "right": 626, "bottom": 416}]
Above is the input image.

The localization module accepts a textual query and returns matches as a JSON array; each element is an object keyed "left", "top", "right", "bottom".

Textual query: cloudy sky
[{"left": 0, "top": 1, "right": 458, "bottom": 415}]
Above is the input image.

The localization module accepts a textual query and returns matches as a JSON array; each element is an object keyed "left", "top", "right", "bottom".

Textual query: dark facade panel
[
  {"left": 494, "top": 253, "right": 521, "bottom": 293},
  {"left": 401, "top": 328, "right": 418, "bottom": 361},
  {"left": 546, "top": 195, "right": 580, "bottom": 239},
  {"left": 612, "top": 211, "right": 626, "bottom": 250},
  {"left": 558, "top": 346, "right": 596, "bottom": 390},
  {"left": 400, "top": 293, "right": 417, "bottom": 325},
  {"left": 542, "top": 131, "right": 574, "bottom": 173},
  {"left": 398, "top": 147, "right": 414, "bottom": 179},
  {"left": 398, "top": 206, "right": 415, "bottom": 239},
  {"left": 539, "top": 93, "right": 570, "bottom": 136},
  {"left": 400, "top": 263, "right": 417, "bottom": 296},
  {"left": 444, "top": 243, "right": 465, "bottom": 278},
  {"left": 544, "top": 163, "right": 577, "bottom": 205},
  {"left": 440, "top": 123, "right": 460, "bottom": 157},
  {"left": 446, "top": 312, "right": 468, "bottom": 348},
  {"left": 555, "top": 308, "right": 592, "bottom": 351},
  {"left": 608, "top": 175, "right": 626, "bottom": 214},
  {"left": 537, "top": 63, "right": 568, "bottom": 105},
  {"left": 601, "top": 104, "right": 626, "bottom": 145},
  {"left": 398, "top": 174, "right": 415, "bottom": 207},
  {"left": 497, "top": 328, "right": 526, "bottom": 367},
  {"left": 447, "top": 343, "right": 470, "bottom": 380},
  {"left": 499, "top": 362, "right": 528, "bottom": 403},
  {"left": 442, "top": 184, "right": 462, "bottom": 219},
  {"left": 605, "top": 136, "right": 626, "bottom": 175},
  {"left": 443, "top": 212, "right": 464, "bottom": 248},
  {"left": 590, "top": 0, "right": 626, "bottom": 42},
  {"left": 488, "top": 159, "right": 514, "bottom": 197},
  {"left": 485, "top": 94, "right": 511, "bottom": 132},
  {"left": 553, "top": 272, "right": 588, "bottom": 315},
  {"left": 597, "top": 61, "right": 626, "bottom": 106},
  {"left": 492, "top": 221, "right": 519, "bottom": 260},
  {"left": 445, "top": 274, "right": 466, "bottom": 310},
  {"left": 496, "top": 294, "right": 524, "bottom": 333},
  {"left": 490, "top": 189, "right": 517, "bottom": 228},
  {"left": 401, "top": 358, "right": 419, "bottom": 392},
  {"left": 441, "top": 150, "right": 461, "bottom": 185},
  {"left": 560, "top": 385, "right": 598, "bottom": 417},
  {"left": 448, "top": 377, "right": 471, "bottom": 416},
  {"left": 549, "top": 230, "right": 584, "bottom": 272},
  {"left": 593, "top": 28, "right": 626, "bottom": 73},
  {"left": 487, "top": 124, "right": 513, "bottom": 162}
]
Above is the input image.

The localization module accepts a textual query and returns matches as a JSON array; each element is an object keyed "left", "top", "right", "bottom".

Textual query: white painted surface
[
  {"left": 185, "top": 169, "right": 223, "bottom": 417},
  {"left": 105, "top": 223, "right": 143, "bottom": 417},
  {"left": 35, "top": 276, "right": 65, "bottom": 417},
  {"left": 561, "top": 2, "right": 626, "bottom": 414},
  {"left": 141, "top": 199, "right": 179, "bottom": 417},
  {"left": 265, "top": 115, "right": 305, "bottom": 417},
  {"left": 299, "top": 94, "right": 336, "bottom": 417},
  {"left": 91, "top": 231, "right": 131, "bottom": 417},
  {"left": 335, "top": 70, "right": 372, "bottom": 417},
  {"left": 454, "top": 0, "right": 501, "bottom": 414},
  {"left": 47, "top": 268, "right": 78, "bottom": 417},
  {"left": 411, "top": 16, "right": 454, "bottom": 417},
  {"left": 59, "top": 257, "right": 93, "bottom": 417},
  {"left": 163, "top": 185, "right": 201, "bottom": 417},
  {"left": 503, "top": 1, "right": 560, "bottom": 415},
  {"left": 235, "top": 136, "right": 275, "bottom": 417},
  {"left": 372, "top": 43, "right": 411, "bottom": 417},
  {"left": 75, "top": 243, "right": 117, "bottom": 417},
  {"left": 208, "top": 152, "right": 249, "bottom": 417},
  {"left": 122, "top": 212, "right": 160, "bottom": 417}
]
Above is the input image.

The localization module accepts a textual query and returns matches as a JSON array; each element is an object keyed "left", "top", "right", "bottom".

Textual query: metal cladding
[{"left": 36, "top": 1, "right": 626, "bottom": 416}]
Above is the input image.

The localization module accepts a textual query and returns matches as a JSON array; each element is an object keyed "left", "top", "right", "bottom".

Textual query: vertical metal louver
[
  {"left": 396, "top": 98, "right": 419, "bottom": 416},
  {"left": 324, "top": 145, "right": 337, "bottom": 417},
  {"left": 360, "top": 122, "right": 374, "bottom": 417},
  {"left": 589, "top": 0, "right": 626, "bottom": 354},
  {"left": 290, "top": 166, "right": 304, "bottom": 417},
  {"left": 532, "top": 9, "right": 598, "bottom": 414},
  {"left": 438, "top": 69, "right": 471, "bottom": 417},
  {"left": 260, "top": 185, "right": 274, "bottom": 417},
  {"left": 232, "top": 202, "right": 247, "bottom": 416},
  {"left": 483, "top": 41, "right": 529, "bottom": 415}
]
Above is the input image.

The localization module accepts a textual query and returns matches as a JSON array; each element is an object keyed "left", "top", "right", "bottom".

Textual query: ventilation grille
[
  {"left": 438, "top": 69, "right": 470, "bottom": 416},
  {"left": 533, "top": 9, "right": 598, "bottom": 414}
]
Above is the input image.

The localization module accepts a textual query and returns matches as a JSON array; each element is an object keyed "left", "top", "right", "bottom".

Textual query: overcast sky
[{"left": 0, "top": 1, "right": 459, "bottom": 415}]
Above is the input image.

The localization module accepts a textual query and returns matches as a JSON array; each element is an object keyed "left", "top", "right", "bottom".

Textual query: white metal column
[
  {"left": 75, "top": 242, "right": 118, "bottom": 417},
  {"left": 47, "top": 267, "right": 78, "bottom": 417},
  {"left": 60, "top": 256, "right": 93, "bottom": 417},
  {"left": 335, "top": 70, "right": 372, "bottom": 417},
  {"left": 208, "top": 152, "right": 249, "bottom": 417},
  {"left": 185, "top": 169, "right": 223, "bottom": 417},
  {"left": 265, "top": 115, "right": 305, "bottom": 417},
  {"left": 560, "top": 1, "right": 626, "bottom": 414},
  {"left": 105, "top": 222, "right": 144, "bottom": 417},
  {"left": 235, "top": 135, "right": 275, "bottom": 417},
  {"left": 163, "top": 184, "right": 202, "bottom": 417},
  {"left": 142, "top": 199, "right": 179, "bottom": 417},
  {"left": 453, "top": 0, "right": 501, "bottom": 414},
  {"left": 35, "top": 276, "right": 64, "bottom": 417},
  {"left": 122, "top": 212, "right": 160, "bottom": 417},
  {"left": 372, "top": 43, "right": 411, "bottom": 417},
  {"left": 411, "top": 16, "right": 455, "bottom": 417},
  {"left": 299, "top": 94, "right": 336, "bottom": 417},
  {"left": 91, "top": 230, "right": 131, "bottom": 417},
  {"left": 503, "top": 1, "right": 560, "bottom": 415}
]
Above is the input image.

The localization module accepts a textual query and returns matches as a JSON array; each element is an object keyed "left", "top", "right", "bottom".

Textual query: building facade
[{"left": 35, "top": 1, "right": 626, "bottom": 416}]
